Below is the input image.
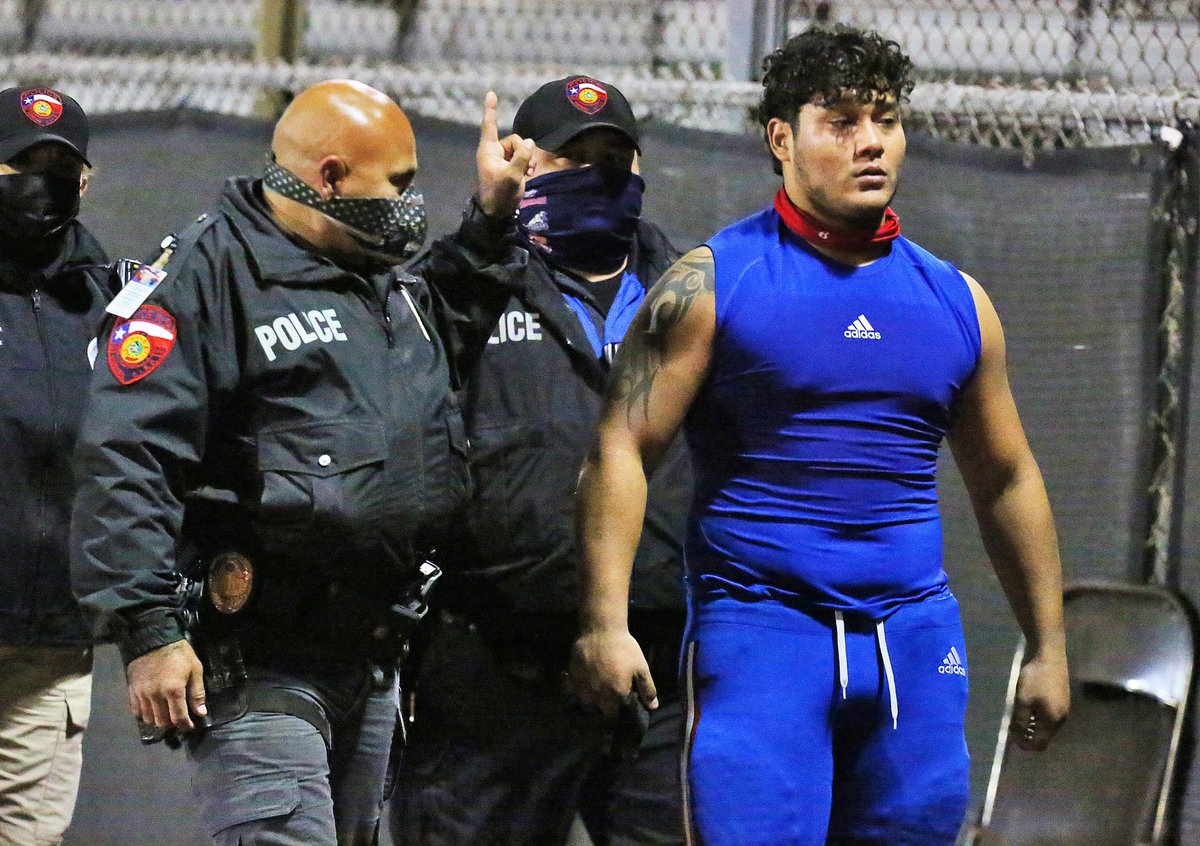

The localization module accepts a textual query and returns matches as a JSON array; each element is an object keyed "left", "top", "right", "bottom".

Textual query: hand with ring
[
  {"left": 1008, "top": 700, "right": 1046, "bottom": 748},
  {"left": 1010, "top": 651, "right": 1069, "bottom": 751}
]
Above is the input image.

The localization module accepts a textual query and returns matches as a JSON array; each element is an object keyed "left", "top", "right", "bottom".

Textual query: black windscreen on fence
[
  {"left": 896, "top": 137, "right": 1165, "bottom": 833},
  {"left": 69, "top": 111, "right": 1170, "bottom": 845}
]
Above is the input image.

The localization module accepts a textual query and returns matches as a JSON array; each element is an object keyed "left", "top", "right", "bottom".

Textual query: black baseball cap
[
  {"left": 512, "top": 75, "right": 640, "bottom": 153},
  {"left": 0, "top": 86, "right": 90, "bottom": 166}
]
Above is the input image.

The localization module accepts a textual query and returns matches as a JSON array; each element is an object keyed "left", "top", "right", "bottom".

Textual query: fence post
[
  {"left": 1068, "top": 0, "right": 1093, "bottom": 84},
  {"left": 1145, "top": 123, "right": 1200, "bottom": 587},
  {"left": 725, "top": 0, "right": 788, "bottom": 81},
  {"left": 21, "top": 0, "right": 45, "bottom": 49},
  {"left": 255, "top": 0, "right": 306, "bottom": 118}
]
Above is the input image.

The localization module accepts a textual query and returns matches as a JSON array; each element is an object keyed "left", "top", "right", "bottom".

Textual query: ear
[
  {"left": 316, "top": 156, "right": 348, "bottom": 199},
  {"left": 766, "top": 117, "right": 794, "bottom": 169},
  {"left": 79, "top": 171, "right": 89, "bottom": 197}
]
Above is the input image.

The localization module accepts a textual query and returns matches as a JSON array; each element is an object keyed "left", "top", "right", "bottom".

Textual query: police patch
[
  {"left": 565, "top": 77, "right": 608, "bottom": 115},
  {"left": 20, "top": 88, "right": 64, "bottom": 127},
  {"left": 107, "top": 305, "right": 176, "bottom": 385}
]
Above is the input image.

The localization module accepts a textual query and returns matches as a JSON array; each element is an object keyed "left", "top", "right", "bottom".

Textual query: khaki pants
[{"left": 0, "top": 645, "right": 93, "bottom": 846}]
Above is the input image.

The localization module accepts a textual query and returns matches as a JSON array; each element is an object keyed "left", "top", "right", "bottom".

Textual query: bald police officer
[{"left": 70, "top": 81, "right": 532, "bottom": 846}]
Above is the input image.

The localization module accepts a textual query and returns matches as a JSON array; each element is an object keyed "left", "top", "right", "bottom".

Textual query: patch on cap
[
  {"left": 20, "top": 88, "right": 64, "bottom": 127},
  {"left": 565, "top": 77, "right": 608, "bottom": 115},
  {"left": 108, "top": 305, "right": 177, "bottom": 385}
]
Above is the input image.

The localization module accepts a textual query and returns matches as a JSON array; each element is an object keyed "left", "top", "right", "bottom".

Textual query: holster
[
  {"left": 293, "top": 559, "right": 443, "bottom": 665},
  {"left": 138, "top": 567, "right": 251, "bottom": 748}
]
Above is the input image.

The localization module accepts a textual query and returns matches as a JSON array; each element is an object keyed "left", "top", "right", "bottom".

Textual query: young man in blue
[{"left": 570, "top": 25, "right": 1070, "bottom": 846}]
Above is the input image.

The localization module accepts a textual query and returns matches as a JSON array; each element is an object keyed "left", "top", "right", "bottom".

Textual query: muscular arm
[
  {"left": 948, "top": 273, "right": 1069, "bottom": 749},
  {"left": 570, "top": 247, "right": 715, "bottom": 714}
]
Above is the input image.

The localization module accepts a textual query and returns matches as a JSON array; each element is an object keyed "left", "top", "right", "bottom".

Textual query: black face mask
[{"left": 0, "top": 172, "right": 81, "bottom": 249}]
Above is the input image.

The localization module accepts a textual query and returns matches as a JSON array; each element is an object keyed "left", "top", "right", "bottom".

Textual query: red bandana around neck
[{"left": 773, "top": 187, "right": 900, "bottom": 252}]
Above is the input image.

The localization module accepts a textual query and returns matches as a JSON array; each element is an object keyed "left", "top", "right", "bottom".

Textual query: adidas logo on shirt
[
  {"left": 939, "top": 646, "right": 967, "bottom": 676},
  {"left": 844, "top": 314, "right": 881, "bottom": 340}
]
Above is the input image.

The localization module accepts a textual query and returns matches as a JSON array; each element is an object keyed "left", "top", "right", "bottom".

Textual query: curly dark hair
[{"left": 758, "top": 25, "right": 914, "bottom": 172}]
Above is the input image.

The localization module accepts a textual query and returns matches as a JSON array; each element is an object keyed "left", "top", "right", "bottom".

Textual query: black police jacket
[
  {"left": 0, "top": 221, "right": 111, "bottom": 646},
  {"left": 70, "top": 178, "right": 518, "bottom": 664},
  {"left": 431, "top": 218, "right": 694, "bottom": 615}
]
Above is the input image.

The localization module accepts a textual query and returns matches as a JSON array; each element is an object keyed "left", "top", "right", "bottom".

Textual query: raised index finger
[{"left": 480, "top": 90, "right": 499, "bottom": 145}]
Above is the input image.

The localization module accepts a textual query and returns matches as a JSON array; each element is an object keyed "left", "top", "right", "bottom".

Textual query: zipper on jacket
[
  {"left": 381, "top": 289, "right": 395, "bottom": 349},
  {"left": 30, "top": 287, "right": 55, "bottom": 617}
]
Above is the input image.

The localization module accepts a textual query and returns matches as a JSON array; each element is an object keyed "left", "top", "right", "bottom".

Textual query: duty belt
[{"left": 140, "top": 555, "right": 441, "bottom": 748}]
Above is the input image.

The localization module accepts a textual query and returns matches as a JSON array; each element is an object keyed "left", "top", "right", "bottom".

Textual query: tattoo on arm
[{"left": 609, "top": 251, "right": 714, "bottom": 422}]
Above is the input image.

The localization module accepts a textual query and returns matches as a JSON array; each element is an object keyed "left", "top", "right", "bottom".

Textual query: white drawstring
[
  {"left": 875, "top": 619, "right": 899, "bottom": 730},
  {"left": 834, "top": 611, "right": 848, "bottom": 700},
  {"left": 400, "top": 286, "right": 432, "bottom": 342},
  {"left": 833, "top": 611, "right": 899, "bottom": 730}
]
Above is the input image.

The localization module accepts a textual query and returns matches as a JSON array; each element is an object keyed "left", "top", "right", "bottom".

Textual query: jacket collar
[
  {"left": 0, "top": 220, "right": 107, "bottom": 294},
  {"left": 629, "top": 218, "right": 676, "bottom": 291}
]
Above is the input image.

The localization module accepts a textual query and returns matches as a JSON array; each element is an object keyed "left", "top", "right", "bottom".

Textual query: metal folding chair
[{"left": 962, "top": 581, "right": 1195, "bottom": 846}]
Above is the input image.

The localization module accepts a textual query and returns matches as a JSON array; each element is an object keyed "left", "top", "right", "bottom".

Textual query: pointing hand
[{"left": 476, "top": 90, "right": 535, "bottom": 219}]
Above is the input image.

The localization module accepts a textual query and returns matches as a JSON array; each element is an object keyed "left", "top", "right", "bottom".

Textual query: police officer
[
  {"left": 0, "top": 85, "right": 112, "bottom": 846},
  {"left": 389, "top": 76, "right": 691, "bottom": 846},
  {"left": 69, "top": 80, "right": 532, "bottom": 846}
]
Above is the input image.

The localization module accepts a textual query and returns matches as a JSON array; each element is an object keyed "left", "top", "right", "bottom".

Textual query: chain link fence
[
  {"left": 4, "top": 2, "right": 1198, "bottom": 836},
  {"left": 1, "top": 1, "right": 1197, "bottom": 151},
  {"left": 798, "top": 1, "right": 1200, "bottom": 149}
]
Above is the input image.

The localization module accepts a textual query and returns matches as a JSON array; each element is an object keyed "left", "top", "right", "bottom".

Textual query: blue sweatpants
[{"left": 682, "top": 592, "right": 970, "bottom": 846}]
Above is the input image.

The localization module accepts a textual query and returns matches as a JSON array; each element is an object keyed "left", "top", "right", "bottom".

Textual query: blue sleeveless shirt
[{"left": 686, "top": 206, "right": 981, "bottom": 617}]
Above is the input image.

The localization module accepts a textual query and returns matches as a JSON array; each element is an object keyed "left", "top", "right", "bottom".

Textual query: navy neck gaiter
[{"left": 517, "top": 166, "right": 645, "bottom": 275}]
